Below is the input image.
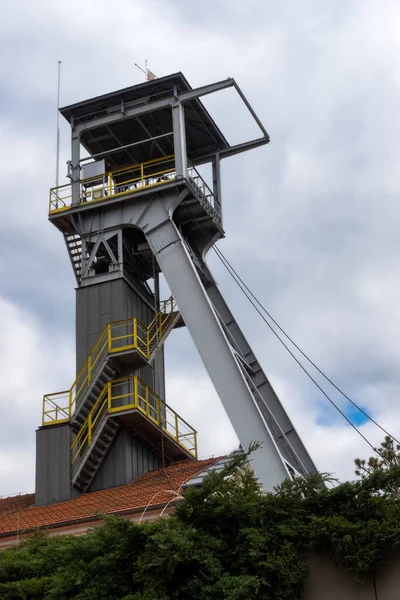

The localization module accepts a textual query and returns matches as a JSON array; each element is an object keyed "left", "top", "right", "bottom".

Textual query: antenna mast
[{"left": 55, "top": 60, "right": 62, "bottom": 188}]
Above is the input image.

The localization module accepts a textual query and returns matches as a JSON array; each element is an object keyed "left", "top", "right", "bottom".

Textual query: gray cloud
[{"left": 1, "top": 0, "right": 400, "bottom": 494}]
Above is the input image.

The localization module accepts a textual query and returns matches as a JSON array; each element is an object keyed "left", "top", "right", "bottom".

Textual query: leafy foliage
[
  {"left": 355, "top": 435, "right": 400, "bottom": 476},
  {"left": 1, "top": 442, "right": 400, "bottom": 599},
  {"left": 355, "top": 435, "right": 400, "bottom": 497}
]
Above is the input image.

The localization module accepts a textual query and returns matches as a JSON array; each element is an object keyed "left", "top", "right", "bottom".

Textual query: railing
[
  {"left": 42, "top": 298, "right": 178, "bottom": 426},
  {"left": 147, "top": 296, "right": 177, "bottom": 352},
  {"left": 187, "top": 163, "right": 217, "bottom": 214},
  {"left": 49, "top": 155, "right": 176, "bottom": 214},
  {"left": 42, "top": 392, "right": 70, "bottom": 425},
  {"left": 48, "top": 155, "right": 218, "bottom": 219},
  {"left": 71, "top": 375, "right": 197, "bottom": 477}
]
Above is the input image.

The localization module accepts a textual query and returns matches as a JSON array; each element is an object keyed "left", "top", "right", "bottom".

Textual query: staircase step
[
  {"left": 64, "top": 233, "right": 82, "bottom": 285},
  {"left": 98, "top": 440, "right": 112, "bottom": 449},
  {"left": 92, "top": 447, "right": 106, "bottom": 459}
]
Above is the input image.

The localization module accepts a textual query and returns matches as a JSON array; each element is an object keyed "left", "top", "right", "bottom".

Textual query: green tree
[
  {"left": 354, "top": 435, "right": 400, "bottom": 498},
  {"left": 355, "top": 435, "right": 400, "bottom": 477},
  {"left": 1, "top": 444, "right": 400, "bottom": 599}
]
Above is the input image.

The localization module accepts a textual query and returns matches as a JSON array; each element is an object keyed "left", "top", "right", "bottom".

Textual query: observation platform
[
  {"left": 50, "top": 72, "right": 235, "bottom": 244},
  {"left": 48, "top": 154, "right": 223, "bottom": 240}
]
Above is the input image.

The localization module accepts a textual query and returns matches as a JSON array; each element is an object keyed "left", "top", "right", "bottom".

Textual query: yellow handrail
[
  {"left": 71, "top": 375, "right": 197, "bottom": 476},
  {"left": 42, "top": 298, "right": 178, "bottom": 426},
  {"left": 42, "top": 392, "right": 70, "bottom": 425},
  {"left": 49, "top": 154, "right": 176, "bottom": 215},
  {"left": 147, "top": 297, "right": 177, "bottom": 349}
]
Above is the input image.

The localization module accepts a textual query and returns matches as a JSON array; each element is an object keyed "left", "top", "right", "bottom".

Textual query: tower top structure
[
  {"left": 60, "top": 72, "right": 230, "bottom": 164},
  {"left": 36, "top": 72, "right": 315, "bottom": 506}
]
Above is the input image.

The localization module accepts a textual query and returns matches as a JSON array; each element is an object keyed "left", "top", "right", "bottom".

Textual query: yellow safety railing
[
  {"left": 147, "top": 296, "right": 177, "bottom": 352},
  {"left": 42, "top": 298, "right": 179, "bottom": 426},
  {"left": 49, "top": 155, "right": 218, "bottom": 217},
  {"left": 71, "top": 375, "right": 197, "bottom": 476},
  {"left": 42, "top": 392, "right": 70, "bottom": 425},
  {"left": 49, "top": 155, "right": 176, "bottom": 214}
]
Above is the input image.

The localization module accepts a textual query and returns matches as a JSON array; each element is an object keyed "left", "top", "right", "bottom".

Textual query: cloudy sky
[{"left": 1, "top": 0, "right": 400, "bottom": 496}]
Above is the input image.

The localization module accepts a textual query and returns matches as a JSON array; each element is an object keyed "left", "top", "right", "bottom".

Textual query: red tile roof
[
  {"left": 0, "top": 493, "right": 35, "bottom": 518},
  {"left": 0, "top": 457, "right": 220, "bottom": 537}
]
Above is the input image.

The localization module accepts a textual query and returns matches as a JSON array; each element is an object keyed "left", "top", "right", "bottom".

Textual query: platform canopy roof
[{"left": 60, "top": 72, "right": 230, "bottom": 169}]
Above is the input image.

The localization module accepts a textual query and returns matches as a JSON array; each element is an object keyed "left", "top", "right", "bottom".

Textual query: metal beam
[
  {"left": 204, "top": 279, "right": 317, "bottom": 475},
  {"left": 172, "top": 103, "right": 187, "bottom": 177},
  {"left": 79, "top": 132, "right": 173, "bottom": 163},
  {"left": 232, "top": 80, "right": 269, "bottom": 138},
  {"left": 144, "top": 217, "right": 291, "bottom": 492},
  {"left": 178, "top": 78, "right": 234, "bottom": 103},
  {"left": 76, "top": 97, "right": 173, "bottom": 134},
  {"left": 71, "top": 128, "right": 80, "bottom": 206},
  {"left": 192, "top": 137, "right": 270, "bottom": 165},
  {"left": 148, "top": 111, "right": 176, "bottom": 155},
  {"left": 105, "top": 125, "right": 137, "bottom": 165},
  {"left": 85, "top": 129, "right": 119, "bottom": 169},
  {"left": 212, "top": 153, "right": 222, "bottom": 219},
  {"left": 135, "top": 116, "right": 167, "bottom": 158}
]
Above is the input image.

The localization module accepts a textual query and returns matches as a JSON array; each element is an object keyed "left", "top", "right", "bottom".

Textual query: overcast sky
[{"left": 1, "top": 0, "right": 400, "bottom": 496}]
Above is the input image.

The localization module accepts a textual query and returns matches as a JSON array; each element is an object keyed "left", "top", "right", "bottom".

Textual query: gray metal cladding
[
  {"left": 35, "top": 424, "right": 71, "bottom": 506},
  {"left": 76, "top": 278, "right": 155, "bottom": 372},
  {"left": 90, "top": 428, "right": 162, "bottom": 492}
]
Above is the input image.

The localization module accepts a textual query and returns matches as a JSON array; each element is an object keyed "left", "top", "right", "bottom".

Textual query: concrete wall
[
  {"left": 91, "top": 428, "right": 161, "bottom": 492},
  {"left": 302, "top": 551, "right": 400, "bottom": 599}
]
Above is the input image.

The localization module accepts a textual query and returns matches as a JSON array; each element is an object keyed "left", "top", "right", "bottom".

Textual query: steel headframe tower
[{"left": 35, "top": 73, "right": 316, "bottom": 506}]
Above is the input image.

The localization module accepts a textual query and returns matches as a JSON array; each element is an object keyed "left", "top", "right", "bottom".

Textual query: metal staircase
[
  {"left": 72, "top": 417, "right": 119, "bottom": 493},
  {"left": 71, "top": 375, "right": 197, "bottom": 492},
  {"left": 42, "top": 293, "right": 195, "bottom": 493},
  {"left": 43, "top": 297, "right": 182, "bottom": 428},
  {"left": 64, "top": 233, "right": 82, "bottom": 284},
  {"left": 72, "top": 362, "right": 118, "bottom": 430}
]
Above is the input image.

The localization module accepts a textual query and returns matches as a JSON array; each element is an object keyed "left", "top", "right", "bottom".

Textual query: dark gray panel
[
  {"left": 35, "top": 424, "right": 71, "bottom": 506},
  {"left": 90, "top": 428, "right": 161, "bottom": 492},
  {"left": 76, "top": 277, "right": 165, "bottom": 396},
  {"left": 137, "top": 365, "right": 154, "bottom": 388},
  {"left": 153, "top": 345, "right": 166, "bottom": 399},
  {"left": 99, "top": 280, "right": 111, "bottom": 316}
]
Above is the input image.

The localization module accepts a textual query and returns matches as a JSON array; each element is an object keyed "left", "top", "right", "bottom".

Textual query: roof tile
[{"left": 0, "top": 457, "right": 220, "bottom": 536}]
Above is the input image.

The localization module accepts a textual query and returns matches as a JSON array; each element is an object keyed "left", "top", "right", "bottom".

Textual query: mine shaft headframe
[{"left": 59, "top": 73, "right": 270, "bottom": 207}]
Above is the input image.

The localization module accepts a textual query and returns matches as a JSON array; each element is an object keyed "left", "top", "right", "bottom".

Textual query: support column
[
  {"left": 172, "top": 102, "right": 187, "bottom": 178},
  {"left": 205, "top": 279, "right": 317, "bottom": 474},
  {"left": 212, "top": 153, "right": 222, "bottom": 219},
  {"left": 71, "top": 127, "right": 80, "bottom": 207},
  {"left": 145, "top": 217, "right": 290, "bottom": 491}
]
